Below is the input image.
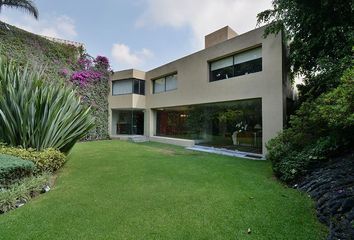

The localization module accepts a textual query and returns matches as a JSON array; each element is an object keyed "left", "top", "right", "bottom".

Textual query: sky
[{"left": 0, "top": 0, "right": 272, "bottom": 71}]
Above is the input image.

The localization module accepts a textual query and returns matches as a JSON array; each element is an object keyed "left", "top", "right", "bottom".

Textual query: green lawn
[{"left": 0, "top": 140, "right": 327, "bottom": 239}]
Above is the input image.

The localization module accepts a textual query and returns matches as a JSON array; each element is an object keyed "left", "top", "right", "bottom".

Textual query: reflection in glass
[
  {"left": 112, "top": 79, "right": 145, "bottom": 95},
  {"left": 156, "top": 98, "right": 262, "bottom": 153},
  {"left": 166, "top": 74, "right": 177, "bottom": 91},
  {"left": 153, "top": 78, "right": 165, "bottom": 93},
  {"left": 116, "top": 110, "right": 144, "bottom": 135},
  {"left": 210, "top": 47, "right": 262, "bottom": 82},
  {"left": 112, "top": 79, "right": 132, "bottom": 95},
  {"left": 153, "top": 73, "right": 178, "bottom": 93},
  {"left": 210, "top": 56, "right": 234, "bottom": 81}
]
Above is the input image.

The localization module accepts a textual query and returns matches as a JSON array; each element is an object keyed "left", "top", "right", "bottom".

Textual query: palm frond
[{"left": 1, "top": 0, "right": 38, "bottom": 19}]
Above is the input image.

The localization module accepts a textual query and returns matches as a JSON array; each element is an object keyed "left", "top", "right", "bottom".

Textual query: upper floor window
[
  {"left": 112, "top": 78, "right": 145, "bottom": 95},
  {"left": 133, "top": 79, "right": 145, "bottom": 95},
  {"left": 153, "top": 73, "right": 177, "bottom": 94},
  {"left": 210, "top": 47, "right": 262, "bottom": 82}
]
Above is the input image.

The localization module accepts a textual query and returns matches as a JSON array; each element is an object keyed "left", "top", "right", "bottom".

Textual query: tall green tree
[
  {"left": 0, "top": 0, "right": 38, "bottom": 19},
  {"left": 259, "top": 0, "right": 354, "bottom": 184},
  {"left": 257, "top": 0, "right": 353, "bottom": 103}
]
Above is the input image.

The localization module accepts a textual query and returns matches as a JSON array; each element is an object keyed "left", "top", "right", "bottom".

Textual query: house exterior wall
[
  {"left": 108, "top": 26, "right": 291, "bottom": 155},
  {"left": 204, "top": 26, "right": 238, "bottom": 48}
]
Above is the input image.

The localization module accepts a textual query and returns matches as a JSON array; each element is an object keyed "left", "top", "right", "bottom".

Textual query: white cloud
[
  {"left": 137, "top": 0, "right": 272, "bottom": 48},
  {"left": 111, "top": 43, "right": 154, "bottom": 69},
  {"left": 54, "top": 16, "right": 77, "bottom": 38},
  {"left": 0, "top": 14, "right": 77, "bottom": 39}
]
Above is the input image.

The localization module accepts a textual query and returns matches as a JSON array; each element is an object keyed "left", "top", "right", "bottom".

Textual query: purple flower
[
  {"left": 77, "top": 57, "right": 93, "bottom": 70},
  {"left": 70, "top": 70, "right": 103, "bottom": 86},
  {"left": 59, "top": 68, "right": 69, "bottom": 77},
  {"left": 94, "top": 55, "right": 110, "bottom": 70}
]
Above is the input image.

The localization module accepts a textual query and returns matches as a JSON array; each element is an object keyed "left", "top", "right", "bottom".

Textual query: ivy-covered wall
[
  {"left": 69, "top": 55, "right": 110, "bottom": 140},
  {"left": 0, "top": 21, "right": 110, "bottom": 140}
]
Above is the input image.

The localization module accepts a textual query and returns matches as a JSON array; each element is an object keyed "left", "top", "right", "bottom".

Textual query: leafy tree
[
  {"left": 0, "top": 0, "right": 38, "bottom": 19},
  {"left": 257, "top": 0, "right": 353, "bottom": 103},
  {"left": 258, "top": 1, "right": 353, "bottom": 182},
  {"left": 267, "top": 66, "right": 354, "bottom": 182}
]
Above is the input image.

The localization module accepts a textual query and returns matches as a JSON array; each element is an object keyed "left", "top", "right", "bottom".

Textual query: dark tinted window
[
  {"left": 234, "top": 58, "right": 262, "bottom": 77},
  {"left": 133, "top": 80, "right": 140, "bottom": 94},
  {"left": 210, "top": 66, "right": 234, "bottom": 82},
  {"left": 139, "top": 80, "right": 145, "bottom": 95},
  {"left": 209, "top": 47, "right": 262, "bottom": 82}
]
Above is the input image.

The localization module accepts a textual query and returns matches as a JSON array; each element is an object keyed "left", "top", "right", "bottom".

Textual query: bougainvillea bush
[
  {"left": 70, "top": 70, "right": 102, "bottom": 86},
  {"left": 67, "top": 55, "right": 111, "bottom": 140}
]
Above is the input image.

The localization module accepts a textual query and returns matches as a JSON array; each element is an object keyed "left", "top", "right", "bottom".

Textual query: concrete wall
[
  {"left": 111, "top": 69, "right": 146, "bottom": 81},
  {"left": 205, "top": 26, "right": 237, "bottom": 48},
  {"left": 108, "top": 26, "right": 288, "bottom": 155}
]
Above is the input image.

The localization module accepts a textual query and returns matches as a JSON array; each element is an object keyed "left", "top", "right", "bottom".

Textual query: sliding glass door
[
  {"left": 155, "top": 98, "right": 262, "bottom": 153},
  {"left": 114, "top": 110, "right": 144, "bottom": 135}
]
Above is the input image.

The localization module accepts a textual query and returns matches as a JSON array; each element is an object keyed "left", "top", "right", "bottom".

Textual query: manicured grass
[{"left": 0, "top": 140, "right": 327, "bottom": 239}]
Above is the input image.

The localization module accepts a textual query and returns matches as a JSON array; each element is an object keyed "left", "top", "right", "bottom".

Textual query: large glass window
[
  {"left": 210, "top": 56, "right": 234, "bottom": 81},
  {"left": 112, "top": 79, "right": 132, "bottom": 95},
  {"left": 166, "top": 74, "right": 177, "bottom": 91},
  {"left": 112, "top": 79, "right": 145, "bottom": 95},
  {"left": 133, "top": 79, "right": 145, "bottom": 95},
  {"left": 234, "top": 47, "right": 262, "bottom": 77},
  {"left": 113, "top": 110, "right": 144, "bottom": 135},
  {"left": 153, "top": 73, "right": 177, "bottom": 93},
  {"left": 153, "top": 78, "right": 165, "bottom": 93},
  {"left": 210, "top": 47, "right": 262, "bottom": 82},
  {"left": 155, "top": 98, "right": 262, "bottom": 153}
]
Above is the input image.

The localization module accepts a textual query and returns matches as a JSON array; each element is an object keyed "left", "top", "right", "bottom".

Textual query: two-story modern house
[{"left": 108, "top": 26, "right": 294, "bottom": 156}]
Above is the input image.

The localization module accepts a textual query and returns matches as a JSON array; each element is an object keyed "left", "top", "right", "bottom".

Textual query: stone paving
[{"left": 186, "top": 145, "right": 265, "bottom": 160}]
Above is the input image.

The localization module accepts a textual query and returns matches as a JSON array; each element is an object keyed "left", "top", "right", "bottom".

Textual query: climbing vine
[{"left": 68, "top": 54, "right": 111, "bottom": 140}]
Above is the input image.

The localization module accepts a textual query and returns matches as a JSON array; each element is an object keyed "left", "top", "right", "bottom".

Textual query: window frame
[
  {"left": 209, "top": 46, "right": 262, "bottom": 82},
  {"left": 165, "top": 74, "right": 177, "bottom": 92},
  {"left": 133, "top": 79, "right": 145, "bottom": 95},
  {"left": 152, "top": 72, "right": 178, "bottom": 94},
  {"left": 112, "top": 78, "right": 145, "bottom": 96}
]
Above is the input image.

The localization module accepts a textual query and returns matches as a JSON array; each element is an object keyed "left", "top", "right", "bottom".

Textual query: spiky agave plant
[{"left": 0, "top": 57, "right": 95, "bottom": 153}]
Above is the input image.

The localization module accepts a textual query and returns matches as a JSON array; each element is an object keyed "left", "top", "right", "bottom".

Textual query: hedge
[
  {"left": 0, "top": 154, "right": 35, "bottom": 187},
  {"left": 0, "top": 147, "right": 66, "bottom": 173}
]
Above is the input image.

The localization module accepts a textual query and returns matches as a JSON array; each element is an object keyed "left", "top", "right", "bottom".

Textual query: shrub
[
  {"left": 268, "top": 136, "right": 336, "bottom": 182},
  {"left": 0, "top": 154, "right": 35, "bottom": 187},
  {"left": 267, "top": 66, "right": 354, "bottom": 183},
  {"left": 0, "top": 173, "right": 50, "bottom": 214},
  {"left": 0, "top": 146, "right": 66, "bottom": 173},
  {"left": 0, "top": 56, "right": 95, "bottom": 153}
]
